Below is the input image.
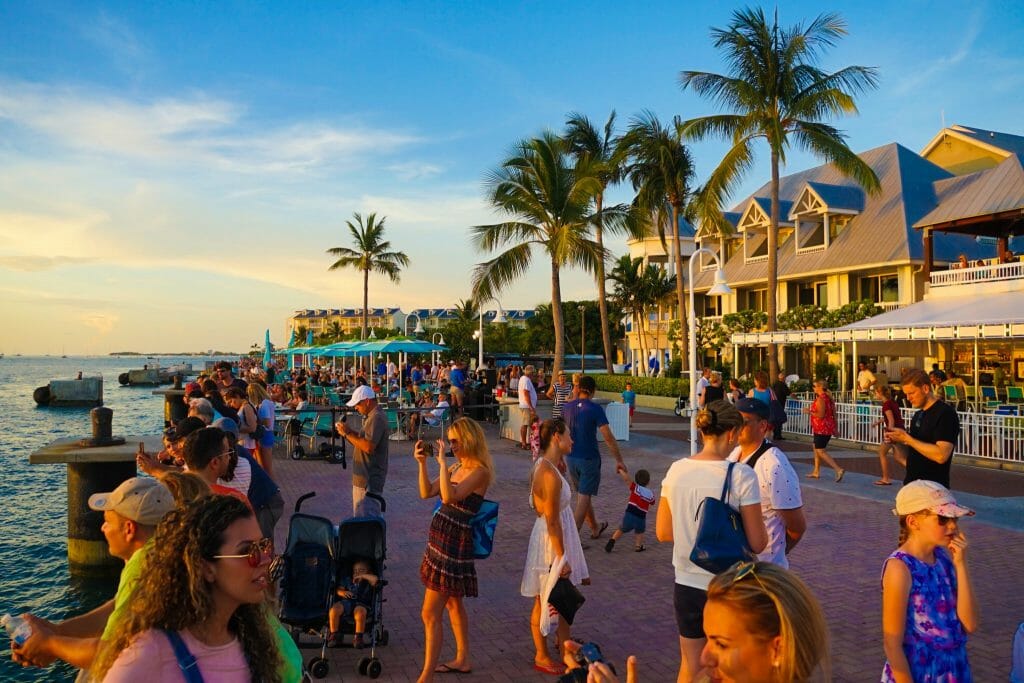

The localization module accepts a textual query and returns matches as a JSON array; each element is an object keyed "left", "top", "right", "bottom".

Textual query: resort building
[
  {"left": 405, "top": 308, "right": 536, "bottom": 332},
  {"left": 286, "top": 307, "right": 537, "bottom": 341},
  {"left": 706, "top": 124, "right": 1023, "bottom": 386}
]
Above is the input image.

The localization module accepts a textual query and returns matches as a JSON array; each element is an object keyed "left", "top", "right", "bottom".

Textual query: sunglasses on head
[{"left": 213, "top": 537, "right": 273, "bottom": 568}]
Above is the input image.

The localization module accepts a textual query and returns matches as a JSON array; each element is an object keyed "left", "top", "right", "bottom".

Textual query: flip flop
[
  {"left": 435, "top": 663, "right": 473, "bottom": 674},
  {"left": 533, "top": 662, "right": 566, "bottom": 675},
  {"left": 805, "top": 473, "right": 820, "bottom": 479},
  {"left": 590, "top": 521, "right": 609, "bottom": 540},
  {"left": 835, "top": 469, "right": 846, "bottom": 483},
  {"left": 873, "top": 480, "right": 892, "bottom": 486}
]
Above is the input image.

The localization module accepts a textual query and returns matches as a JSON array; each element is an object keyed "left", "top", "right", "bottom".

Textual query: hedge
[{"left": 590, "top": 374, "right": 690, "bottom": 398}]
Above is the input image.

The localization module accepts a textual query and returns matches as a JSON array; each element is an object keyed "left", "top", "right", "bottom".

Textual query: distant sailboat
[{"left": 61, "top": 345, "right": 67, "bottom": 359}]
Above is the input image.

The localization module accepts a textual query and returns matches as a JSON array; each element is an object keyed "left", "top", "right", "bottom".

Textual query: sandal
[
  {"left": 805, "top": 473, "right": 820, "bottom": 479},
  {"left": 835, "top": 468, "right": 846, "bottom": 483},
  {"left": 873, "top": 479, "right": 892, "bottom": 486},
  {"left": 634, "top": 545, "right": 645, "bottom": 552},
  {"left": 533, "top": 662, "right": 566, "bottom": 676},
  {"left": 590, "top": 521, "right": 609, "bottom": 540}
]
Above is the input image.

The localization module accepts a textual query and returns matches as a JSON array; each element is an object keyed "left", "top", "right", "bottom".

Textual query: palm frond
[
  {"left": 471, "top": 242, "right": 535, "bottom": 302},
  {"left": 791, "top": 121, "right": 881, "bottom": 194}
]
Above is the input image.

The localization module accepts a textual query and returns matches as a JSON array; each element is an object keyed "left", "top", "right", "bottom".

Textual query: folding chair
[
  {"left": 981, "top": 386, "right": 998, "bottom": 402},
  {"left": 1008, "top": 386, "right": 1024, "bottom": 404}
]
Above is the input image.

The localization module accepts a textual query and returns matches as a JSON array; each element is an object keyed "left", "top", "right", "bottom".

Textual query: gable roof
[
  {"left": 922, "top": 124, "right": 1024, "bottom": 159},
  {"left": 804, "top": 181, "right": 866, "bottom": 212},
  {"left": 692, "top": 142, "right": 989, "bottom": 289},
  {"left": 913, "top": 154, "right": 1024, "bottom": 229}
]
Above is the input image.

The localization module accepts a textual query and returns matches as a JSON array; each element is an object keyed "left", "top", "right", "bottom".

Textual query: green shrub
[
  {"left": 664, "top": 358, "right": 682, "bottom": 378},
  {"left": 591, "top": 373, "right": 690, "bottom": 398}
]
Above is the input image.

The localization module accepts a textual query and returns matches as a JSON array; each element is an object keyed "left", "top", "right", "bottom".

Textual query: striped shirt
[{"left": 550, "top": 382, "right": 573, "bottom": 418}]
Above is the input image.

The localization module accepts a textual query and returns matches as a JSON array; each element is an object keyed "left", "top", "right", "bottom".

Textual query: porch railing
[
  {"left": 930, "top": 260, "right": 1024, "bottom": 288},
  {"left": 785, "top": 399, "right": 1024, "bottom": 464}
]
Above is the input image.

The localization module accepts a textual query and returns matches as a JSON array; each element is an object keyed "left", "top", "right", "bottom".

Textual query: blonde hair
[
  {"left": 160, "top": 470, "right": 211, "bottom": 508},
  {"left": 707, "top": 562, "right": 830, "bottom": 682},
  {"left": 813, "top": 379, "right": 830, "bottom": 392},
  {"left": 694, "top": 399, "right": 743, "bottom": 436},
  {"left": 447, "top": 417, "right": 495, "bottom": 483},
  {"left": 247, "top": 382, "right": 270, "bottom": 404}
]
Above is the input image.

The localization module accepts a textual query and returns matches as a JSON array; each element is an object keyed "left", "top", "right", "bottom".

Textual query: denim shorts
[
  {"left": 566, "top": 457, "right": 601, "bottom": 496},
  {"left": 619, "top": 507, "right": 647, "bottom": 533}
]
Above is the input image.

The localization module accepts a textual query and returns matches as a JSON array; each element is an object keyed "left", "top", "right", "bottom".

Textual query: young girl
[
  {"left": 881, "top": 480, "right": 978, "bottom": 682},
  {"left": 872, "top": 384, "right": 905, "bottom": 486},
  {"left": 805, "top": 380, "right": 844, "bottom": 482}
]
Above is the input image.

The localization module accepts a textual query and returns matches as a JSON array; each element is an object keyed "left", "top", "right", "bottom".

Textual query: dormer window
[
  {"left": 737, "top": 198, "right": 792, "bottom": 263},
  {"left": 790, "top": 183, "right": 863, "bottom": 255}
]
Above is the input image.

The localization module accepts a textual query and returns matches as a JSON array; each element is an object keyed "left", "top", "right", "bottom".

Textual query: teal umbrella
[{"left": 263, "top": 330, "right": 272, "bottom": 368}]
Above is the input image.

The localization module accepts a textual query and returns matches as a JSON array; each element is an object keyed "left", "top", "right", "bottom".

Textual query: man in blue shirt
[
  {"left": 448, "top": 360, "right": 466, "bottom": 414},
  {"left": 562, "top": 375, "right": 628, "bottom": 540}
]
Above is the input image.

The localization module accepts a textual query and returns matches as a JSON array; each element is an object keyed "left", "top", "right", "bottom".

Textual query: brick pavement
[{"left": 270, "top": 415, "right": 1024, "bottom": 682}]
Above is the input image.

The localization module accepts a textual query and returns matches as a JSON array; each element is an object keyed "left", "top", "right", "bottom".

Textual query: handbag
[
  {"left": 768, "top": 389, "right": 788, "bottom": 425},
  {"left": 689, "top": 461, "right": 754, "bottom": 574},
  {"left": 547, "top": 577, "right": 586, "bottom": 625},
  {"left": 432, "top": 498, "right": 499, "bottom": 559}
]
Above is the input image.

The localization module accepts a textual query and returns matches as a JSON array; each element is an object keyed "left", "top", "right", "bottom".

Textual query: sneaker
[
  {"left": 326, "top": 632, "right": 339, "bottom": 648},
  {"left": 634, "top": 545, "right": 645, "bottom": 552},
  {"left": 604, "top": 538, "right": 615, "bottom": 553},
  {"left": 353, "top": 633, "right": 365, "bottom": 649}
]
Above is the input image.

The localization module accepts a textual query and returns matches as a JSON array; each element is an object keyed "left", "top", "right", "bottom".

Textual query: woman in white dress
[{"left": 521, "top": 418, "right": 588, "bottom": 676}]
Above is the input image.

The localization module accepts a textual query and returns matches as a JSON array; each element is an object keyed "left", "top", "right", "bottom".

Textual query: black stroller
[
  {"left": 335, "top": 515, "right": 389, "bottom": 679},
  {"left": 276, "top": 492, "right": 336, "bottom": 679}
]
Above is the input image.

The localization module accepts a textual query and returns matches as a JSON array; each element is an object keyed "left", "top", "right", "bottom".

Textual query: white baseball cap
[
  {"left": 893, "top": 480, "right": 974, "bottom": 517},
  {"left": 346, "top": 384, "right": 376, "bottom": 407}
]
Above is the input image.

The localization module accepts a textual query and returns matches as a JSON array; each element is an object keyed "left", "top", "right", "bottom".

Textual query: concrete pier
[{"left": 34, "top": 376, "right": 103, "bottom": 407}]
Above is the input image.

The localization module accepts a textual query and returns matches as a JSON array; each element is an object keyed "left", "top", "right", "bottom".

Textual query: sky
[{"left": 1, "top": 1, "right": 1022, "bottom": 354}]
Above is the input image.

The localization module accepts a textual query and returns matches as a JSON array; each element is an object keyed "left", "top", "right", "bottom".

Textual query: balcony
[{"left": 931, "top": 259, "right": 1024, "bottom": 288}]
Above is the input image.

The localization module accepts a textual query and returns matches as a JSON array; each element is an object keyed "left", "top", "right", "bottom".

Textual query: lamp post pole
[
  {"left": 431, "top": 332, "right": 445, "bottom": 369},
  {"left": 689, "top": 248, "right": 732, "bottom": 455}
]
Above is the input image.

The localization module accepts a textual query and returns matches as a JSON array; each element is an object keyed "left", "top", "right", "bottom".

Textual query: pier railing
[{"left": 785, "top": 399, "right": 1024, "bottom": 464}]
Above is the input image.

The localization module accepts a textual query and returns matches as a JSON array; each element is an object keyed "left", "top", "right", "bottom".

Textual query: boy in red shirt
[{"left": 604, "top": 468, "right": 655, "bottom": 552}]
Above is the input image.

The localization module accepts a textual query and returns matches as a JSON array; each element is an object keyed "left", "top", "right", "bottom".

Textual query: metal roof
[
  {"left": 945, "top": 125, "right": 1024, "bottom": 157},
  {"left": 805, "top": 181, "right": 866, "bottom": 212},
  {"left": 913, "top": 154, "right": 1024, "bottom": 228},
  {"left": 692, "top": 143, "right": 988, "bottom": 290}
]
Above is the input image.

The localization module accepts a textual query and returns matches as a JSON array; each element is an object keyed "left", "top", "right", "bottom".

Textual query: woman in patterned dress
[{"left": 415, "top": 417, "right": 494, "bottom": 681}]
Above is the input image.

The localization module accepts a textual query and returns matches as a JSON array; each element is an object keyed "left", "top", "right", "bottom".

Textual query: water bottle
[{"left": 1, "top": 613, "right": 33, "bottom": 645}]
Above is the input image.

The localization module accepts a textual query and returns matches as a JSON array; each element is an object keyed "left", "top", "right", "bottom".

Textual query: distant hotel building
[{"left": 286, "top": 307, "right": 536, "bottom": 340}]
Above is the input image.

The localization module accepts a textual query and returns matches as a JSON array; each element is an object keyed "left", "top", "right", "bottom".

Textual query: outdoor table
[{"left": 276, "top": 405, "right": 349, "bottom": 458}]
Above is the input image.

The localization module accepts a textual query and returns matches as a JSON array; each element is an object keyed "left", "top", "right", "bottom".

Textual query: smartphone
[{"left": 421, "top": 442, "right": 434, "bottom": 457}]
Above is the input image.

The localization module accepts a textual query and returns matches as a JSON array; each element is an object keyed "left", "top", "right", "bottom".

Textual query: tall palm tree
[
  {"left": 620, "top": 111, "right": 697, "bottom": 368},
  {"left": 564, "top": 111, "right": 638, "bottom": 374},
  {"left": 326, "top": 212, "right": 410, "bottom": 340},
  {"left": 679, "top": 7, "right": 880, "bottom": 378},
  {"left": 472, "top": 132, "right": 627, "bottom": 377},
  {"left": 608, "top": 256, "right": 647, "bottom": 372}
]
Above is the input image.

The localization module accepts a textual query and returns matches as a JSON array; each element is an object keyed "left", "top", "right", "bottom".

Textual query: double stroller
[{"left": 277, "top": 492, "right": 389, "bottom": 679}]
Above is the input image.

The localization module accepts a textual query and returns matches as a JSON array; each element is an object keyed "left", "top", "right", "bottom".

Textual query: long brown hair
[{"left": 91, "top": 495, "right": 281, "bottom": 681}]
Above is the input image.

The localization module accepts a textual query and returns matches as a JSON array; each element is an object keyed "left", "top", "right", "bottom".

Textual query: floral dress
[
  {"left": 881, "top": 547, "right": 972, "bottom": 682},
  {"left": 420, "top": 492, "right": 484, "bottom": 598}
]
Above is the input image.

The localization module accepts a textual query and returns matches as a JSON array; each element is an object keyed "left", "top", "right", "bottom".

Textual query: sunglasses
[
  {"left": 731, "top": 561, "right": 770, "bottom": 595},
  {"left": 213, "top": 537, "right": 274, "bottom": 568}
]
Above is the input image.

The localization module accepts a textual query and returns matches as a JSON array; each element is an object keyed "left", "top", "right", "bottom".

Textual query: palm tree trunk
[
  {"left": 551, "top": 259, "right": 565, "bottom": 378},
  {"left": 594, "top": 194, "right": 615, "bottom": 374},
  {"left": 362, "top": 269, "right": 369, "bottom": 341},
  {"left": 671, "top": 204, "right": 689, "bottom": 372},
  {"left": 768, "top": 152, "right": 780, "bottom": 379}
]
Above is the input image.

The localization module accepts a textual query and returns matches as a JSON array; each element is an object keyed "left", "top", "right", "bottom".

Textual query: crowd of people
[{"left": 8, "top": 354, "right": 985, "bottom": 682}]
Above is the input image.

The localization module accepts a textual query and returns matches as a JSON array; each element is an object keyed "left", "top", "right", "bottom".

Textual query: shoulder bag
[
  {"left": 432, "top": 498, "right": 499, "bottom": 559},
  {"left": 689, "top": 461, "right": 755, "bottom": 574},
  {"left": 768, "top": 389, "right": 788, "bottom": 425}
]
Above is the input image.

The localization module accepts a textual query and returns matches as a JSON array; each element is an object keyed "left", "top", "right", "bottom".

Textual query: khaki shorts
[{"left": 450, "top": 386, "right": 465, "bottom": 400}]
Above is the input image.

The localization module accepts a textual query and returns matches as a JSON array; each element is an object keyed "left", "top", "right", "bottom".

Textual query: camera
[{"left": 557, "top": 642, "right": 610, "bottom": 683}]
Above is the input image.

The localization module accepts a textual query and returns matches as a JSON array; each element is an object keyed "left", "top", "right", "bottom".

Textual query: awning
[{"left": 730, "top": 289, "right": 1024, "bottom": 345}]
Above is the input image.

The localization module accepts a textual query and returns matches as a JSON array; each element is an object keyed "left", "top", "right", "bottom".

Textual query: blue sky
[{"left": 1, "top": 1, "right": 1022, "bottom": 353}]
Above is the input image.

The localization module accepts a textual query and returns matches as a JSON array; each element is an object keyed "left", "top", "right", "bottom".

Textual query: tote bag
[
  {"left": 432, "top": 498, "right": 499, "bottom": 559},
  {"left": 689, "top": 461, "right": 754, "bottom": 574}
]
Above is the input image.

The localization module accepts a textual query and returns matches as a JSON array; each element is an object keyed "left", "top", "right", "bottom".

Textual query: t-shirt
[
  {"left": 354, "top": 406, "right": 389, "bottom": 494},
  {"left": 102, "top": 541, "right": 151, "bottom": 640},
  {"left": 212, "top": 483, "right": 254, "bottom": 511},
  {"left": 696, "top": 375, "right": 710, "bottom": 398},
  {"left": 562, "top": 398, "right": 609, "bottom": 461},
  {"left": 258, "top": 398, "right": 276, "bottom": 431},
  {"left": 103, "top": 629, "right": 250, "bottom": 682},
  {"left": 659, "top": 458, "right": 760, "bottom": 588},
  {"left": 881, "top": 399, "right": 905, "bottom": 430},
  {"left": 626, "top": 482, "right": 655, "bottom": 516},
  {"left": 271, "top": 616, "right": 304, "bottom": 683},
  {"left": 218, "top": 451, "right": 252, "bottom": 497},
  {"left": 449, "top": 367, "right": 466, "bottom": 390},
  {"left": 240, "top": 449, "right": 279, "bottom": 510},
  {"left": 518, "top": 375, "right": 537, "bottom": 410},
  {"left": 427, "top": 400, "right": 450, "bottom": 425},
  {"left": 621, "top": 390, "right": 636, "bottom": 407},
  {"left": 728, "top": 443, "right": 802, "bottom": 568},
  {"left": 904, "top": 399, "right": 960, "bottom": 488},
  {"left": 551, "top": 383, "right": 573, "bottom": 418},
  {"left": 857, "top": 369, "right": 877, "bottom": 390}
]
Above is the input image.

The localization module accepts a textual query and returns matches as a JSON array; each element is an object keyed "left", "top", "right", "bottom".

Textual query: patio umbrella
[{"left": 263, "top": 329, "right": 272, "bottom": 369}]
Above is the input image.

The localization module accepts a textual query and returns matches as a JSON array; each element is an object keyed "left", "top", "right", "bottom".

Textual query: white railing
[
  {"left": 930, "top": 260, "right": 1024, "bottom": 287},
  {"left": 784, "top": 399, "right": 1024, "bottom": 464},
  {"left": 876, "top": 301, "right": 903, "bottom": 312}
]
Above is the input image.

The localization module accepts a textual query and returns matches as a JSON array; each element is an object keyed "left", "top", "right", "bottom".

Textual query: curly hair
[
  {"left": 91, "top": 495, "right": 281, "bottom": 681},
  {"left": 707, "top": 562, "right": 829, "bottom": 682}
]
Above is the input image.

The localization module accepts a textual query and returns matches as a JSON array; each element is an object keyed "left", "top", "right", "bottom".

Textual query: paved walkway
[{"left": 270, "top": 410, "right": 1024, "bottom": 682}]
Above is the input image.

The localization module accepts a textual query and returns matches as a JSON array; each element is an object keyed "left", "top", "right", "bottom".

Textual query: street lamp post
[
  {"left": 431, "top": 332, "right": 445, "bottom": 368},
  {"left": 405, "top": 313, "right": 425, "bottom": 337},
  {"left": 578, "top": 304, "right": 586, "bottom": 375},
  {"left": 477, "top": 298, "right": 507, "bottom": 370},
  {"left": 688, "top": 248, "right": 732, "bottom": 455}
]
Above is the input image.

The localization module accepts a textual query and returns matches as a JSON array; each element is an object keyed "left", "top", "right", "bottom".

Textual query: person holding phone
[{"left": 414, "top": 418, "right": 494, "bottom": 681}]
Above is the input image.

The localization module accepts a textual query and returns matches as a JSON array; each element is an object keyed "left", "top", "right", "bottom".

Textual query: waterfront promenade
[{"left": 270, "top": 410, "right": 1024, "bottom": 682}]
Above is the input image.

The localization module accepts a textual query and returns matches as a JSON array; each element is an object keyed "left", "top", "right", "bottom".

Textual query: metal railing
[
  {"left": 784, "top": 399, "right": 1024, "bottom": 464},
  {"left": 930, "top": 260, "right": 1024, "bottom": 287}
]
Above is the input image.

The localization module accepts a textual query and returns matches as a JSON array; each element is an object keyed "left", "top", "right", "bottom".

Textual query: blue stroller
[
  {"left": 335, "top": 515, "right": 389, "bottom": 678},
  {"left": 276, "top": 492, "right": 336, "bottom": 679}
]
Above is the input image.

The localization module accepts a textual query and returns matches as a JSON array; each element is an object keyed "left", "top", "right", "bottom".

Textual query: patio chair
[
  {"left": 942, "top": 384, "right": 958, "bottom": 403},
  {"left": 981, "top": 386, "right": 998, "bottom": 402},
  {"left": 1008, "top": 386, "right": 1024, "bottom": 404},
  {"left": 417, "top": 407, "right": 451, "bottom": 440}
]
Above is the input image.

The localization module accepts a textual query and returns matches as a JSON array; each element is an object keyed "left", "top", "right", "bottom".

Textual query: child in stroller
[{"left": 327, "top": 556, "right": 378, "bottom": 648}]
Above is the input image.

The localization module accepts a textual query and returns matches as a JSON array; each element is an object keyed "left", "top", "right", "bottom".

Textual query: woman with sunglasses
[
  {"left": 414, "top": 417, "right": 494, "bottom": 681},
  {"left": 698, "top": 561, "right": 829, "bottom": 682},
  {"left": 881, "top": 480, "right": 977, "bottom": 682},
  {"left": 656, "top": 400, "right": 768, "bottom": 683},
  {"left": 91, "top": 495, "right": 283, "bottom": 681}
]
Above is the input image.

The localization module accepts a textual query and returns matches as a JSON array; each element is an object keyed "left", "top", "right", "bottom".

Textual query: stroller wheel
[
  {"left": 357, "top": 657, "right": 371, "bottom": 676},
  {"left": 327, "top": 446, "right": 346, "bottom": 465},
  {"left": 290, "top": 445, "right": 305, "bottom": 460},
  {"left": 367, "top": 658, "right": 383, "bottom": 679},
  {"left": 308, "top": 656, "right": 329, "bottom": 679}
]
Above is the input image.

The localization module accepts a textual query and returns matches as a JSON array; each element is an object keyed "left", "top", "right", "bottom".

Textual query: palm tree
[
  {"left": 564, "top": 111, "right": 637, "bottom": 374},
  {"left": 472, "top": 132, "right": 627, "bottom": 377},
  {"left": 620, "top": 111, "right": 697, "bottom": 368},
  {"left": 326, "top": 212, "right": 410, "bottom": 340},
  {"left": 679, "top": 7, "right": 880, "bottom": 378},
  {"left": 609, "top": 255, "right": 677, "bottom": 376}
]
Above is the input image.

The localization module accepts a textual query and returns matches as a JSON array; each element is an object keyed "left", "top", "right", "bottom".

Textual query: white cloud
[
  {"left": 387, "top": 161, "right": 444, "bottom": 181},
  {"left": 79, "top": 311, "right": 119, "bottom": 335},
  {"left": 891, "top": 10, "right": 983, "bottom": 96}
]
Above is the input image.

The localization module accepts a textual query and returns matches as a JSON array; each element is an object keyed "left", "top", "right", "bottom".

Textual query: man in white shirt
[
  {"left": 728, "top": 398, "right": 806, "bottom": 568},
  {"left": 695, "top": 367, "right": 712, "bottom": 408},
  {"left": 518, "top": 365, "right": 538, "bottom": 450},
  {"left": 857, "top": 362, "right": 877, "bottom": 393}
]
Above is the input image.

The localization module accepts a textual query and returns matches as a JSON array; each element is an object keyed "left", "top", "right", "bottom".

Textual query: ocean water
[{"left": 0, "top": 355, "right": 216, "bottom": 682}]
